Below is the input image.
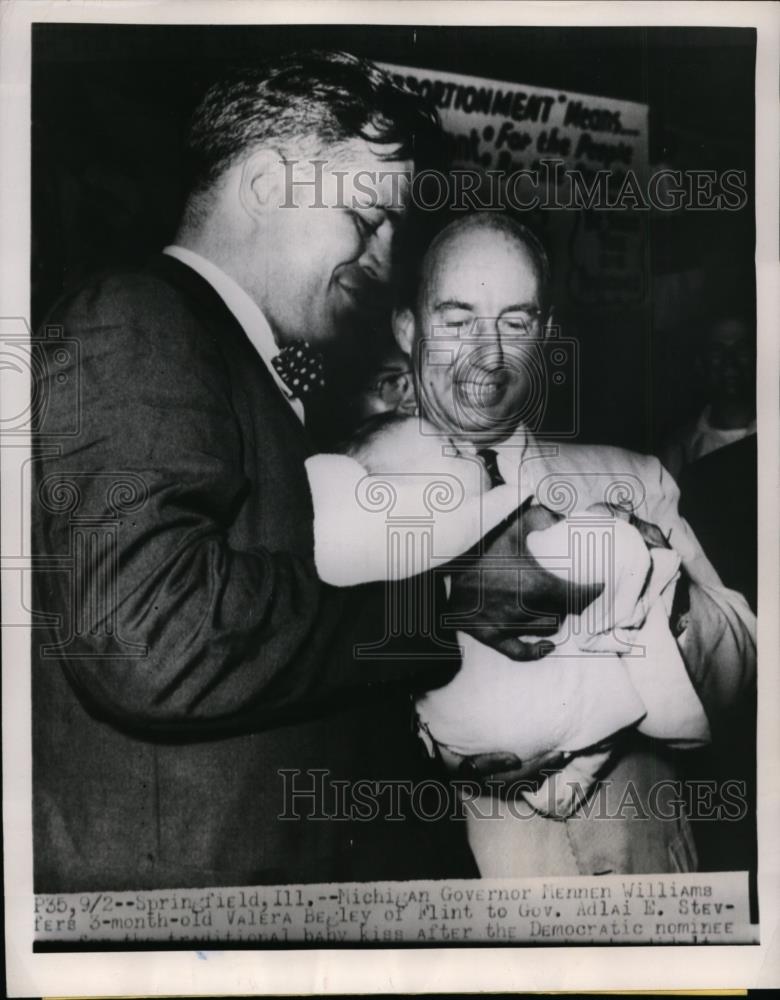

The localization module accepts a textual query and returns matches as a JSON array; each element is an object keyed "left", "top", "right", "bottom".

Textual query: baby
[{"left": 306, "top": 413, "right": 710, "bottom": 818}]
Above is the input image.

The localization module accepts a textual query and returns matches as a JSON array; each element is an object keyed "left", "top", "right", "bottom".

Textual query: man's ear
[
  {"left": 238, "top": 148, "right": 285, "bottom": 220},
  {"left": 392, "top": 307, "right": 415, "bottom": 357},
  {"left": 542, "top": 307, "right": 557, "bottom": 338}
]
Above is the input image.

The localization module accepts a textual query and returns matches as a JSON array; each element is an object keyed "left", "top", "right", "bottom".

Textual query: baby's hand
[{"left": 588, "top": 502, "right": 670, "bottom": 551}]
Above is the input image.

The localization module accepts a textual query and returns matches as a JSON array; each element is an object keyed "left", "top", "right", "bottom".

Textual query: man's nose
[
  {"left": 358, "top": 221, "right": 394, "bottom": 284},
  {"left": 471, "top": 318, "right": 505, "bottom": 369}
]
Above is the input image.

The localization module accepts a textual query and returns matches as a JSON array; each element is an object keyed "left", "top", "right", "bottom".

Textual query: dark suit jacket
[
  {"left": 678, "top": 434, "right": 757, "bottom": 613},
  {"left": 677, "top": 435, "right": 757, "bottom": 878},
  {"left": 32, "top": 253, "right": 472, "bottom": 892}
]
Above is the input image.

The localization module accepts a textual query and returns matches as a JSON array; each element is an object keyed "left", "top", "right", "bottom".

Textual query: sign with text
[
  {"left": 382, "top": 62, "right": 648, "bottom": 179},
  {"left": 381, "top": 63, "right": 649, "bottom": 307}
]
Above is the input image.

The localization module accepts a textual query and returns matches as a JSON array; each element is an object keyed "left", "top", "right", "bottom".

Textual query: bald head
[
  {"left": 393, "top": 211, "right": 553, "bottom": 443},
  {"left": 420, "top": 213, "right": 551, "bottom": 314}
]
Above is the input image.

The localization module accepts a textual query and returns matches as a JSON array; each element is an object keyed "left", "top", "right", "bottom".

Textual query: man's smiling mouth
[{"left": 456, "top": 373, "right": 508, "bottom": 405}]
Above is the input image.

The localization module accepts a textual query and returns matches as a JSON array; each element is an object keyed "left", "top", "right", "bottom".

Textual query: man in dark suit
[
  {"left": 676, "top": 435, "right": 758, "bottom": 877},
  {"left": 679, "top": 434, "right": 757, "bottom": 613},
  {"left": 32, "top": 51, "right": 474, "bottom": 892}
]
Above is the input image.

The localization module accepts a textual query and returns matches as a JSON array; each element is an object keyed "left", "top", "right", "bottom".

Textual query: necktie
[
  {"left": 271, "top": 341, "right": 326, "bottom": 399},
  {"left": 477, "top": 447, "right": 505, "bottom": 487}
]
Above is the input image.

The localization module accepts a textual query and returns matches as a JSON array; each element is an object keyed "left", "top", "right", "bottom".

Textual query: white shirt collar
[
  {"left": 162, "top": 245, "right": 304, "bottom": 423},
  {"left": 698, "top": 404, "right": 756, "bottom": 437}
]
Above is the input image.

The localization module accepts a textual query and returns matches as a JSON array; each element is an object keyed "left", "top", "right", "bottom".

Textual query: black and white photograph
[{"left": 1, "top": 0, "right": 778, "bottom": 994}]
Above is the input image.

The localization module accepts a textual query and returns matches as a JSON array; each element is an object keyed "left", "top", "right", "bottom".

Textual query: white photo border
[{"left": 2, "top": 0, "right": 778, "bottom": 994}]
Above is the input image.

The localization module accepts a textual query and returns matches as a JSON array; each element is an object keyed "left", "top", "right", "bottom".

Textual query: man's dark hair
[{"left": 185, "top": 50, "right": 441, "bottom": 203}]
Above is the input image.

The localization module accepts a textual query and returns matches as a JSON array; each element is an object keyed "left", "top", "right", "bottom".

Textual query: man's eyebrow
[
  {"left": 432, "top": 299, "right": 474, "bottom": 312},
  {"left": 360, "top": 204, "right": 403, "bottom": 228},
  {"left": 431, "top": 300, "right": 541, "bottom": 313},
  {"left": 500, "top": 302, "right": 541, "bottom": 314}
]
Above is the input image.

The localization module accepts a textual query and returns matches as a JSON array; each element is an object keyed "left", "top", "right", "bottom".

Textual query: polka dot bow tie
[{"left": 271, "top": 341, "right": 326, "bottom": 400}]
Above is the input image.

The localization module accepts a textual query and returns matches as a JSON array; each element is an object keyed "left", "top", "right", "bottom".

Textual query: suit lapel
[{"left": 145, "top": 253, "right": 314, "bottom": 453}]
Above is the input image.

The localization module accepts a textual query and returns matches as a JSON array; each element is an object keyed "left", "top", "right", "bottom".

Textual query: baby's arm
[{"left": 306, "top": 453, "right": 522, "bottom": 586}]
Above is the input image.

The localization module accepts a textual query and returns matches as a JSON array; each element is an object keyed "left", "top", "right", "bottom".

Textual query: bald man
[{"left": 388, "top": 213, "right": 756, "bottom": 876}]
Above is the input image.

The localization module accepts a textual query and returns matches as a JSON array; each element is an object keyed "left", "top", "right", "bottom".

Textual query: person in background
[
  {"left": 661, "top": 313, "right": 756, "bottom": 481},
  {"left": 348, "top": 336, "right": 418, "bottom": 423},
  {"left": 670, "top": 316, "right": 758, "bottom": 879}
]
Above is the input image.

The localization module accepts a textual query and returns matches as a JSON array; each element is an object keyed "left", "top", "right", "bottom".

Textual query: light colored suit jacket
[{"left": 490, "top": 433, "right": 756, "bottom": 874}]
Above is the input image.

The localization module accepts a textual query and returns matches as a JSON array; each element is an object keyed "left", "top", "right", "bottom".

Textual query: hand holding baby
[
  {"left": 446, "top": 499, "right": 607, "bottom": 660},
  {"left": 449, "top": 493, "right": 674, "bottom": 663}
]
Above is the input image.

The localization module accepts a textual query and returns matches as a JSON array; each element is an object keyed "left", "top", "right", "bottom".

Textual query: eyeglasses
[{"left": 434, "top": 308, "right": 547, "bottom": 340}]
